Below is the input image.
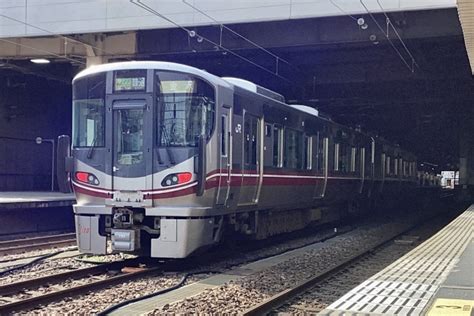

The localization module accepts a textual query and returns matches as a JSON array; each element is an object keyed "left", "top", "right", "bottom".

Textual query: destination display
[
  {"left": 160, "top": 80, "right": 195, "bottom": 94},
  {"left": 114, "top": 76, "right": 146, "bottom": 91}
]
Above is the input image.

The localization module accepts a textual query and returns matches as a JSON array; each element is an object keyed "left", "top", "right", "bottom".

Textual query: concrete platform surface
[
  {"left": 321, "top": 204, "right": 474, "bottom": 316},
  {"left": 0, "top": 191, "right": 75, "bottom": 209}
]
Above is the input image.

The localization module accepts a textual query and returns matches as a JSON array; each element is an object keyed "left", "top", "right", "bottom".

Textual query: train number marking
[{"left": 78, "top": 224, "right": 91, "bottom": 235}]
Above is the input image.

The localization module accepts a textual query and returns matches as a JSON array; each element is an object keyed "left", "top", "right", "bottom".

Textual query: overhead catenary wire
[
  {"left": 374, "top": 0, "right": 419, "bottom": 69},
  {"left": 328, "top": 0, "right": 418, "bottom": 73},
  {"left": 328, "top": 0, "right": 358, "bottom": 21},
  {"left": 181, "top": 0, "right": 296, "bottom": 75},
  {"left": 130, "top": 0, "right": 290, "bottom": 82},
  {"left": 359, "top": 0, "right": 416, "bottom": 73}
]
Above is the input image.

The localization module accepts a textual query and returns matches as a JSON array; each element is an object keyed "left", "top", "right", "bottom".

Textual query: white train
[{"left": 64, "top": 61, "right": 426, "bottom": 258}]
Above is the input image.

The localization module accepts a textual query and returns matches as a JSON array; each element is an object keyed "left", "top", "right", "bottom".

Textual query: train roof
[
  {"left": 73, "top": 61, "right": 231, "bottom": 88},
  {"left": 222, "top": 77, "right": 285, "bottom": 103}
]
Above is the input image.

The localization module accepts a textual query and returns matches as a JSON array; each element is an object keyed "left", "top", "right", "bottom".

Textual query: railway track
[
  {"left": 0, "top": 258, "right": 160, "bottom": 314},
  {"left": 241, "top": 215, "right": 449, "bottom": 316},
  {"left": 0, "top": 233, "right": 77, "bottom": 256}
]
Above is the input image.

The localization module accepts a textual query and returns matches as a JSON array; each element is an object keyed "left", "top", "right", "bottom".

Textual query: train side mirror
[
  {"left": 57, "top": 135, "right": 73, "bottom": 193},
  {"left": 195, "top": 135, "right": 206, "bottom": 196}
]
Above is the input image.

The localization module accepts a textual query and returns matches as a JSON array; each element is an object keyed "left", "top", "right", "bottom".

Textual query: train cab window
[
  {"left": 155, "top": 71, "right": 215, "bottom": 147},
  {"left": 273, "top": 126, "right": 283, "bottom": 167},
  {"left": 304, "top": 136, "right": 312, "bottom": 170},
  {"left": 284, "top": 129, "right": 302, "bottom": 169},
  {"left": 73, "top": 73, "right": 106, "bottom": 147},
  {"left": 115, "top": 108, "right": 144, "bottom": 165}
]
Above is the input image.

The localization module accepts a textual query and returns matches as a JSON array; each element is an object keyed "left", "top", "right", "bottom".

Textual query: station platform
[
  {"left": 0, "top": 191, "right": 75, "bottom": 209},
  {"left": 321, "top": 204, "right": 474, "bottom": 316}
]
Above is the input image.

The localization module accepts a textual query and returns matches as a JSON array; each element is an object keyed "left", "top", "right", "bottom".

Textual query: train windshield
[
  {"left": 72, "top": 73, "right": 106, "bottom": 147},
  {"left": 156, "top": 71, "right": 215, "bottom": 147}
]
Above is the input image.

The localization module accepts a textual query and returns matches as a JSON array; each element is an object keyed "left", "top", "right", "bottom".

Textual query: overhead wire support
[
  {"left": 0, "top": 13, "right": 132, "bottom": 65},
  {"left": 130, "top": 0, "right": 290, "bottom": 82},
  {"left": 359, "top": 0, "right": 416, "bottom": 73},
  {"left": 0, "top": 37, "right": 86, "bottom": 66},
  {"left": 375, "top": 0, "right": 419, "bottom": 70}
]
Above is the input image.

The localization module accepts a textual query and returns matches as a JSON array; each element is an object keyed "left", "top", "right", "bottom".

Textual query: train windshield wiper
[
  {"left": 160, "top": 124, "right": 176, "bottom": 165},
  {"left": 87, "top": 134, "right": 98, "bottom": 159}
]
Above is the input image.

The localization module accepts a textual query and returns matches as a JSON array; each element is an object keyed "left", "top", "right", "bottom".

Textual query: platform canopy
[{"left": 458, "top": 0, "right": 474, "bottom": 74}]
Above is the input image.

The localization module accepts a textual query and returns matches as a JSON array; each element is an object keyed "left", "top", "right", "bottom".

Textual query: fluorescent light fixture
[{"left": 30, "top": 58, "right": 50, "bottom": 64}]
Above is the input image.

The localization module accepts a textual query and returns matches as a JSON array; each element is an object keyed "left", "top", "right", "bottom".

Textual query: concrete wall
[
  {"left": 0, "top": 75, "right": 71, "bottom": 191},
  {"left": 0, "top": 0, "right": 456, "bottom": 38}
]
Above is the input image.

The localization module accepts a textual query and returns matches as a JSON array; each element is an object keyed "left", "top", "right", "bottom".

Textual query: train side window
[
  {"left": 394, "top": 158, "right": 398, "bottom": 176},
  {"left": 316, "top": 133, "right": 324, "bottom": 172},
  {"left": 334, "top": 143, "right": 340, "bottom": 171},
  {"left": 273, "top": 126, "right": 283, "bottom": 167},
  {"left": 284, "top": 129, "right": 303, "bottom": 169},
  {"left": 364, "top": 147, "right": 371, "bottom": 177},
  {"left": 221, "top": 115, "right": 227, "bottom": 157},
  {"left": 386, "top": 156, "right": 391, "bottom": 175},
  {"left": 350, "top": 147, "right": 356, "bottom": 172},
  {"left": 304, "top": 136, "right": 312, "bottom": 170},
  {"left": 381, "top": 153, "right": 386, "bottom": 177},
  {"left": 338, "top": 143, "right": 349, "bottom": 173},
  {"left": 265, "top": 124, "right": 272, "bottom": 137}
]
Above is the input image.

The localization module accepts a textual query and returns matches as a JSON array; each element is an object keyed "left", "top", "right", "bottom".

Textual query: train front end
[{"left": 71, "top": 62, "right": 221, "bottom": 258}]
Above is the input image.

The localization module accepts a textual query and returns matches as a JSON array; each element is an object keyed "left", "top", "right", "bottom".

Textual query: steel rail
[
  {"left": 0, "top": 233, "right": 76, "bottom": 256},
  {"left": 0, "top": 259, "right": 159, "bottom": 314},
  {"left": 0, "top": 233, "right": 76, "bottom": 248},
  {"left": 241, "top": 224, "right": 423, "bottom": 315}
]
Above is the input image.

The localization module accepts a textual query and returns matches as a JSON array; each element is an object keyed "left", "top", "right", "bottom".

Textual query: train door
[
  {"left": 110, "top": 97, "right": 153, "bottom": 191},
  {"left": 216, "top": 106, "right": 232, "bottom": 205},
  {"left": 238, "top": 112, "right": 261, "bottom": 205},
  {"left": 314, "top": 134, "right": 328, "bottom": 198}
]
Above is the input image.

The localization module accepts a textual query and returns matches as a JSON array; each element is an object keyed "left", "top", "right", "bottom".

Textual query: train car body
[{"left": 71, "top": 61, "right": 420, "bottom": 258}]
